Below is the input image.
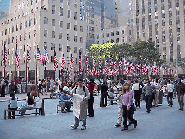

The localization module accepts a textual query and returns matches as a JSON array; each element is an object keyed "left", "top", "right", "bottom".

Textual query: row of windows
[
  {"left": 96, "top": 30, "right": 124, "bottom": 39},
  {"left": 96, "top": 37, "right": 124, "bottom": 44},
  {"left": 1, "top": 18, "right": 37, "bottom": 36}
]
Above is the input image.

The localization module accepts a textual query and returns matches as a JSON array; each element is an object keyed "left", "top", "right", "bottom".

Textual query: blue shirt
[{"left": 59, "top": 94, "right": 70, "bottom": 102}]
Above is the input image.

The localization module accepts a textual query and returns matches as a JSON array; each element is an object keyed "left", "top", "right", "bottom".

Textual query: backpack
[{"left": 74, "top": 85, "right": 86, "bottom": 97}]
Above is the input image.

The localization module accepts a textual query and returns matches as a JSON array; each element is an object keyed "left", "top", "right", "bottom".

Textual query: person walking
[
  {"left": 175, "top": 79, "right": 185, "bottom": 111},
  {"left": 153, "top": 79, "right": 160, "bottom": 107},
  {"left": 100, "top": 81, "right": 108, "bottom": 107},
  {"left": 167, "top": 80, "right": 174, "bottom": 107},
  {"left": 121, "top": 82, "right": 137, "bottom": 131},
  {"left": 132, "top": 80, "right": 141, "bottom": 108},
  {"left": 87, "top": 79, "right": 95, "bottom": 117},
  {"left": 143, "top": 81, "right": 155, "bottom": 113},
  {"left": 70, "top": 78, "right": 90, "bottom": 130}
]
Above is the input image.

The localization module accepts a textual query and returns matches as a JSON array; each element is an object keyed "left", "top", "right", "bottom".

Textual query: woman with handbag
[{"left": 120, "top": 82, "right": 137, "bottom": 131}]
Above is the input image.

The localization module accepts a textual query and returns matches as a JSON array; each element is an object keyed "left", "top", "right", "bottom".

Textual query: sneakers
[
  {"left": 71, "top": 125, "right": 77, "bottom": 129},
  {"left": 81, "top": 126, "right": 86, "bottom": 130},
  {"left": 115, "top": 123, "right": 121, "bottom": 127}
]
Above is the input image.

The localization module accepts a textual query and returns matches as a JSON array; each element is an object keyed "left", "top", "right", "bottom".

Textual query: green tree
[{"left": 177, "top": 58, "right": 185, "bottom": 73}]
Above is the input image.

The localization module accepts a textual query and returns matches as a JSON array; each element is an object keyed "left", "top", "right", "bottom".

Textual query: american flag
[
  {"left": 54, "top": 50, "right": 59, "bottom": 71},
  {"left": 92, "top": 57, "right": 95, "bottom": 74},
  {"left": 104, "top": 59, "right": 108, "bottom": 76},
  {"left": 36, "top": 49, "right": 42, "bottom": 61},
  {"left": 109, "top": 58, "right": 113, "bottom": 75},
  {"left": 130, "top": 62, "right": 135, "bottom": 74},
  {"left": 70, "top": 54, "right": 74, "bottom": 74},
  {"left": 113, "top": 59, "right": 117, "bottom": 74},
  {"left": 3, "top": 47, "right": 7, "bottom": 68},
  {"left": 43, "top": 49, "right": 49, "bottom": 63},
  {"left": 99, "top": 58, "right": 102, "bottom": 75},
  {"left": 79, "top": 56, "right": 82, "bottom": 74},
  {"left": 119, "top": 58, "right": 122, "bottom": 71},
  {"left": 61, "top": 53, "right": 65, "bottom": 72},
  {"left": 86, "top": 56, "right": 90, "bottom": 75},
  {"left": 15, "top": 50, "right": 20, "bottom": 69},
  {"left": 27, "top": 50, "right": 31, "bottom": 61}
]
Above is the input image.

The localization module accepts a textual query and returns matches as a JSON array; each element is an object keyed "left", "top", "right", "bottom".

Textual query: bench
[
  {"left": 4, "top": 107, "right": 42, "bottom": 119},
  {"left": 57, "top": 102, "right": 73, "bottom": 113},
  {"left": 4, "top": 98, "right": 45, "bottom": 119}
]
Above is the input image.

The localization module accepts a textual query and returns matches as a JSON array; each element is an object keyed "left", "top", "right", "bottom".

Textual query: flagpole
[
  {"left": 26, "top": 52, "right": 27, "bottom": 94},
  {"left": 36, "top": 45, "right": 38, "bottom": 97},
  {"left": 15, "top": 41, "right": 17, "bottom": 93},
  {"left": 4, "top": 42, "right": 6, "bottom": 78}
]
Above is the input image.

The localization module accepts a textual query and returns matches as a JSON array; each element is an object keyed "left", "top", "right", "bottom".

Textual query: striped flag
[
  {"left": 70, "top": 54, "right": 74, "bottom": 74},
  {"left": 36, "top": 49, "right": 42, "bottom": 61},
  {"left": 119, "top": 58, "right": 122, "bottom": 71},
  {"left": 86, "top": 56, "right": 90, "bottom": 75},
  {"left": 109, "top": 58, "right": 113, "bottom": 75},
  {"left": 99, "top": 58, "right": 102, "bottom": 75},
  {"left": 92, "top": 57, "right": 95, "bottom": 74},
  {"left": 15, "top": 50, "right": 20, "bottom": 69},
  {"left": 104, "top": 59, "right": 108, "bottom": 76},
  {"left": 79, "top": 56, "right": 82, "bottom": 74},
  {"left": 3, "top": 47, "right": 7, "bottom": 68},
  {"left": 43, "top": 49, "right": 49, "bottom": 63},
  {"left": 113, "top": 59, "right": 117, "bottom": 74},
  {"left": 61, "top": 53, "right": 65, "bottom": 72},
  {"left": 27, "top": 50, "right": 31, "bottom": 61},
  {"left": 54, "top": 50, "right": 59, "bottom": 71}
]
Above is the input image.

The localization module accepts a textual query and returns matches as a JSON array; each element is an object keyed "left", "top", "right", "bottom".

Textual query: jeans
[
  {"left": 168, "top": 92, "right": 173, "bottom": 106},
  {"left": 178, "top": 94, "right": 184, "bottom": 109},
  {"left": 145, "top": 95, "right": 152, "bottom": 112},
  {"left": 74, "top": 116, "right": 86, "bottom": 128},
  {"left": 122, "top": 105, "right": 137, "bottom": 128},
  {"left": 134, "top": 90, "right": 140, "bottom": 107}
]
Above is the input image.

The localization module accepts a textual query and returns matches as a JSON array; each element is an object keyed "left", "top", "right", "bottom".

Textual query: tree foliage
[{"left": 178, "top": 58, "right": 185, "bottom": 73}]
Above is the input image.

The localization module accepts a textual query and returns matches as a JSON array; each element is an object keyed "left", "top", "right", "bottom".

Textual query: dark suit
[{"left": 100, "top": 84, "right": 108, "bottom": 107}]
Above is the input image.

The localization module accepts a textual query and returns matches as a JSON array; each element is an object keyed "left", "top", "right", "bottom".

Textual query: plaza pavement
[{"left": 0, "top": 93, "right": 185, "bottom": 139}]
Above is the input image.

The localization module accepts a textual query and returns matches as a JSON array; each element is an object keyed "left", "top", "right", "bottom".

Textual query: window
[
  {"left": 60, "top": 21, "right": 63, "bottom": 28},
  {"left": 59, "top": 33, "right": 62, "bottom": 39},
  {"left": 34, "top": 17, "right": 36, "bottom": 25},
  {"left": 52, "top": 5, "right": 56, "bottom": 14},
  {"left": 111, "top": 32, "right": 114, "bottom": 36},
  {"left": 107, "top": 33, "right": 109, "bottom": 37},
  {"left": 52, "top": 31, "right": 55, "bottom": 38},
  {"left": 116, "top": 38, "right": 119, "bottom": 43},
  {"left": 68, "top": 1, "right": 70, "bottom": 6},
  {"left": 52, "top": 19, "right": 55, "bottom": 26},
  {"left": 60, "top": 0, "right": 63, "bottom": 3},
  {"left": 29, "top": 19, "right": 31, "bottom": 27},
  {"left": 51, "top": 43, "right": 55, "bottom": 50},
  {"left": 44, "top": 17, "right": 48, "bottom": 24},
  {"left": 74, "top": 4, "right": 77, "bottom": 8},
  {"left": 44, "top": 29, "right": 48, "bottom": 37},
  {"left": 24, "top": 33, "right": 26, "bottom": 40},
  {"left": 80, "top": 37, "right": 83, "bottom": 43},
  {"left": 60, "top": 7, "right": 63, "bottom": 16},
  {"left": 34, "top": 30, "right": 36, "bottom": 37},
  {"left": 29, "top": 32, "right": 31, "bottom": 39},
  {"left": 74, "top": 12, "right": 77, "bottom": 20},
  {"left": 16, "top": 24, "right": 18, "bottom": 31},
  {"left": 97, "top": 34, "right": 99, "bottom": 39},
  {"left": 31, "top": 0, "right": 33, "bottom": 5},
  {"left": 44, "top": 42, "right": 47, "bottom": 49},
  {"left": 74, "top": 36, "right": 77, "bottom": 42},
  {"left": 67, "top": 46, "right": 71, "bottom": 52},
  {"left": 59, "top": 44, "right": 62, "bottom": 51},
  {"left": 67, "top": 10, "right": 70, "bottom": 18},
  {"left": 80, "top": 26, "right": 83, "bottom": 32},
  {"left": 74, "top": 46, "right": 77, "bottom": 53},
  {"left": 67, "top": 23, "right": 70, "bottom": 29},
  {"left": 20, "top": 23, "right": 22, "bottom": 30},
  {"left": 116, "top": 31, "right": 119, "bottom": 35},
  {"left": 102, "top": 33, "right": 104, "bottom": 38},
  {"left": 20, "top": 35, "right": 22, "bottom": 41},
  {"left": 67, "top": 34, "right": 70, "bottom": 41},
  {"left": 111, "top": 39, "right": 114, "bottom": 43},
  {"left": 74, "top": 25, "right": 77, "bottom": 31},
  {"left": 12, "top": 37, "right": 14, "bottom": 43}
]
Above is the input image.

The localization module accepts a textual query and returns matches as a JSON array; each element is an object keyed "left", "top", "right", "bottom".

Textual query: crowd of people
[{"left": 1, "top": 76, "right": 185, "bottom": 131}]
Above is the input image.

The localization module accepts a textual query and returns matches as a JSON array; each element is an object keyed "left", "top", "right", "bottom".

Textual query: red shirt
[{"left": 87, "top": 83, "right": 94, "bottom": 94}]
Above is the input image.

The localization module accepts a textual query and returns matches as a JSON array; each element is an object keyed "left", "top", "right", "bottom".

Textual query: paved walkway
[{"left": 0, "top": 94, "right": 185, "bottom": 139}]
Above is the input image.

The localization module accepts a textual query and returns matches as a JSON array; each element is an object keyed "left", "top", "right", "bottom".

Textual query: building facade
[{"left": 130, "top": 0, "right": 185, "bottom": 75}]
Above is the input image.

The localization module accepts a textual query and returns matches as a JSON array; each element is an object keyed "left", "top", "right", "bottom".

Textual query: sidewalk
[{"left": 0, "top": 95, "right": 184, "bottom": 139}]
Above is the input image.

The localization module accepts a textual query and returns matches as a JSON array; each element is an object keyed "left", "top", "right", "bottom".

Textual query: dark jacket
[
  {"left": 101, "top": 84, "right": 108, "bottom": 95},
  {"left": 175, "top": 82, "right": 185, "bottom": 95}
]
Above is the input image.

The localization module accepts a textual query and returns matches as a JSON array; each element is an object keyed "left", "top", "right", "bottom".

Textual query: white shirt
[
  {"left": 9, "top": 97, "right": 17, "bottom": 108},
  {"left": 70, "top": 86, "right": 90, "bottom": 100},
  {"left": 132, "top": 83, "right": 141, "bottom": 91},
  {"left": 167, "top": 83, "right": 174, "bottom": 92}
]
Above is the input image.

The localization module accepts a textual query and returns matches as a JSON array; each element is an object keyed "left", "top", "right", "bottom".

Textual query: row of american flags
[{"left": 2, "top": 47, "right": 173, "bottom": 76}]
